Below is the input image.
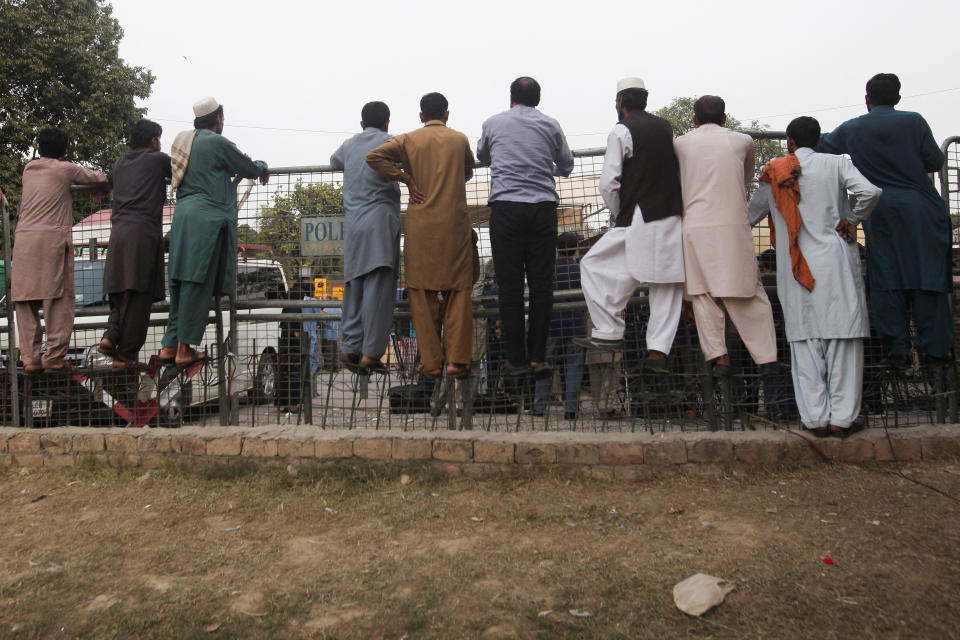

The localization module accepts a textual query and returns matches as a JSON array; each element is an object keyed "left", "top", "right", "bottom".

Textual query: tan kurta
[
  {"left": 674, "top": 124, "right": 757, "bottom": 298},
  {"left": 366, "top": 121, "right": 475, "bottom": 291},
  {"left": 12, "top": 158, "right": 107, "bottom": 301}
]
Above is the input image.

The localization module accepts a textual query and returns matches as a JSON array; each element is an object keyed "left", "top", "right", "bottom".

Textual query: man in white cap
[
  {"left": 572, "top": 78, "right": 685, "bottom": 374},
  {"left": 158, "top": 97, "right": 269, "bottom": 366},
  {"left": 477, "top": 76, "right": 574, "bottom": 379}
]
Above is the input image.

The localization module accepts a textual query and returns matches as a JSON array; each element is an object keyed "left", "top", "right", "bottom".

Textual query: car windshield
[{"left": 74, "top": 260, "right": 107, "bottom": 307}]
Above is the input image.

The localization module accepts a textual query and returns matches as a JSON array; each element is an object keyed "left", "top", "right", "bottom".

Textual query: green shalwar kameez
[{"left": 161, "top": 129, "right": 267, "bottom": 348}]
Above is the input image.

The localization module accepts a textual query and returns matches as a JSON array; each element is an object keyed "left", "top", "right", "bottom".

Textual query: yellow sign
[
  {"left": 314, "top": 278, "right": 327, "bottom": 298},
  {"left": 332, "top": 286, "right": 344, "bottom": 301}
]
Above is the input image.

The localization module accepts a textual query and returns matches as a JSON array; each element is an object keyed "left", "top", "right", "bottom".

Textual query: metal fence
[{"left": 3, "top": 132, "right": 959, "bottom": 432}]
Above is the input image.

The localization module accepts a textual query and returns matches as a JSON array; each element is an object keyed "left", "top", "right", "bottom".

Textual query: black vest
[{"left": 615, "top": 111, "right": 683, "bottom": 227}]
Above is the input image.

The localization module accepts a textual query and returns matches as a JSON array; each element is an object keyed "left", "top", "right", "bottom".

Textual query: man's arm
[
  {"left": 366, "top": 136, "right": 410, "bottom": 183},
  {"left": 742, "top": 135, "right": 756, "bottom": 187},
  {"left": 70, "top": 164, "right": 109, "bottom": 186},
  {"left": 329, "top": 142, "right": 346, "bottom": 171},
  {"left": 476, "top": 123, "right": 491, "bottom": 165},
  {"left": 598, "top": 125, "right": 628, "bottom": 216},
  {"left": 816, "top": 125, "right": 846, "bottom": 155},
  {"left": 464, "top": 143, "right": 475, "bottom": 182},
  {"left": 747, "top": 182, "right": 772, "bottom": 226},
  {"left": 840, "top": 157, "right": 882, "bottom": 223},
  {"left": 553, "top": 123, "right": 574, "bottom": 178},
  {"left": 221, "top": 137, "right": 268, "bottom": 182},
  {"left": 917, "top": 115, "right": 945, "bottom": 173}
]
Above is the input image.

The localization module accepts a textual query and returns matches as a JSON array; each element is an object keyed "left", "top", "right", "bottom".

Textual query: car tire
[{"left": 252, "top": 351, "right": 277, "bottom": 404}]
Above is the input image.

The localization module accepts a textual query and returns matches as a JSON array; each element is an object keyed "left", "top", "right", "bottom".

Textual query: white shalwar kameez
[
  {"left": 581, "top": 124, "right": 684, "bottom": 354},
  {"left": 748, "top": 147, "right": 881, "bottom": 429}
]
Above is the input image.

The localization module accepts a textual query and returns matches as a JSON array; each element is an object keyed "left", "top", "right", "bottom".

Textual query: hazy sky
[{"left": 110, "top": 0, "right": 960, "bottom": 167}]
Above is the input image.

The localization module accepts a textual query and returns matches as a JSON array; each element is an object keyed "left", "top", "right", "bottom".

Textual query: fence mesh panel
[{"left": 4, "top": 133, "right": 958, "bottom": 431}]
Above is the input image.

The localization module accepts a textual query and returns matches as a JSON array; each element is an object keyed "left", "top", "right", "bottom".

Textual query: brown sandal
[
  {"left": 417, "top": 364, "right": 442, "bottom": 379},
  {"left": 175, "top": 349, "right": 209, "bottom": 367},
  {"left": 446, "top": 363, "right": 470, "bottom": 379}
]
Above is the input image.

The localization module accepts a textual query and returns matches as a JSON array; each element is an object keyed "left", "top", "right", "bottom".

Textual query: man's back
[
  {"left": 674, "top": 123, "right": 754, "bottom": 227},
  {"left": 477, "top": 104, "right": 573, "bottom": 203},
  {"left": 400, "top": 123, "right": 472, "bottom": 208},
  {"left": 818, "top": 106, "right": 943, "bottom": 195},
  {"left": 111, "top": 148, "right": 171, "bottom": 233},
  {"left": 333, "top": 128, "right": 400, "bottom": 215}
]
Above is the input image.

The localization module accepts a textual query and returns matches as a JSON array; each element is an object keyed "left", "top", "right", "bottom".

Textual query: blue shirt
[
  {"left": 818, "top": 106, "right": 950, "bottom": 292},
  {"left": 477, "top": 104, "right": 574, "bottom": 204}
]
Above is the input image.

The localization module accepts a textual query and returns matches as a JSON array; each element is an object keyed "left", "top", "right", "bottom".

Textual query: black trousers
[
  {"left": 871, "top": 288, "right": 954, "bottom": 359},
  {"left": 489, "top": 201, "right": 558, "bottom": 365},
  {"left": 104, "top": 289, "right": 154, "bottom": 361}
]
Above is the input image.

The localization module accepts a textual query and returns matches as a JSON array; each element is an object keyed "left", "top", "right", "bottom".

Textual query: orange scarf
[{"left": 759, "top": 154, "right": 815, "bottom": 291}]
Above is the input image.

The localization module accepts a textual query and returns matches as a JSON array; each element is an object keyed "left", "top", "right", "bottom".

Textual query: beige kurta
[
  {"left": 674, "top": 124, "right": 757, "bottom": 298},
  {"left": 366, "top": 121, "right": 475, "bottom": 291},
  {"left": 12, "top": 158, "right": 108, "bottom": 301}
]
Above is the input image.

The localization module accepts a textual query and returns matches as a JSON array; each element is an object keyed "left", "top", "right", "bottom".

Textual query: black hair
[
  {"left": 758, "top": 248, "right": 777, "bottom": 273},
  {"left": 866, "top": 73, "right": 901, "bottom": 107},
  {"left": 786, "top": 116, "right": 821, "bottom": 149},
  {"left": 693, "top": 95, "right": 725, "bottom": 126},
  {"left": 37, "top": 128, "right": 68, "bottom": 158},
  {"left": 510, "top": 76, "right": 541, "bottom": 107},
  {"left": 420, "top": 92, "right": 448, "bottom": 121},
  {"left": 130, "top": 119, "right": 162, "bottom": 149},
  {"left": 557, "top": 231, "right": 580, "bottom": 257},
  {"left": 361, "top": 101, "right": 390, "bottom": 130},
  {"left": 194, "top": 105, "right": 224, "bottom": 130},
  {"left": 617, "top": 88, "right": 648, "bottom": 111}
]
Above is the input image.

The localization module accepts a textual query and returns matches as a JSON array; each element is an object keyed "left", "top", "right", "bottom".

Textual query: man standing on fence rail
[
  {"left": 366, "top": 92, "right": 476, "bottom": 379},
  {"left": 748, "top": 116, "right": 881, "bottom": 437},
  {"left": 329, "top": 101, "right": 401, "bottom": 374},
  {"left": 573, "top": 77, "right": 685, "bottom": 374},
  {"left": 674, "top": 95, "right": 780, "bottom": 378},
  {"left": 818, "top": 73, "right": 953, "bottom": 370},
  {"left": 158, "top": 97, "right": 269, "bottom": 367},
  {"left": 99, "top": 119, "right": 171, "bottom": 369},
  {"left": 13, "top": 128, "right": 108, "bottom": 373},
  {"left": 477, "top": 76, "right": 574, "bottom": 379}
]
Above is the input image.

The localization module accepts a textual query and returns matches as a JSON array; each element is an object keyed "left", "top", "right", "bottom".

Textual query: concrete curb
[{"left": 0, "top": 424, "right": 957, "bottom": 475}]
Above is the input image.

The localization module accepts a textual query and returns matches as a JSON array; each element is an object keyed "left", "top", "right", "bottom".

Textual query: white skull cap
[
  {"left": 616, "top": 78, "right": 646, "bottom": 92},
  {"left": 193, "top": 96, "right": 221, "bottom": 118}
]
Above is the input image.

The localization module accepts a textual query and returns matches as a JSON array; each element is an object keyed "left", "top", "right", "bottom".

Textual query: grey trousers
[
  {"left": 790, "top": 337, "right": 863, "bottom": 430},
  {"left": 341, "top": 266, "right": 396, "bottom": 359}
]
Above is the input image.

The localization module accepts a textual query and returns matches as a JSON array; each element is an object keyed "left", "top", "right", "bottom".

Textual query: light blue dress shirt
[{"left": 476, "top": 104, "right": 574, "bottom": 204}]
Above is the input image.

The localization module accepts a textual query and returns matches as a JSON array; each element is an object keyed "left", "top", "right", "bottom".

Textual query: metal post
[
  {"left": 1, "top": 191, "right": 19, "bottom": 427},
  {"left": 214, "top": 296, "right": 228, "bottom": 426},
  {"left": 301, "top": 328, "right": 312, "bottom": 424}
]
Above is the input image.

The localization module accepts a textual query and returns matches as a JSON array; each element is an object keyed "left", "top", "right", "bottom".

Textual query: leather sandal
[
  {"left": 99, "top": 338, "right": 120, "bottom": 359},
  {"left": 446, "top": 363, "right": 471, "bottom": 379},
  {"left": 417, "top": 364, "right": 442, "bottom": 379},
  {"left": 157, "top": 348, "right": 177, "bottom": 365},
  {"left": 175, "top": 349, "right": 209, "bottom": 367}
]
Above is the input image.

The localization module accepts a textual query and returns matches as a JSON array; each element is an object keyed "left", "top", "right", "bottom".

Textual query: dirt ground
[{"left": 1, "top": 458, "right": 959, "bottom": 639}]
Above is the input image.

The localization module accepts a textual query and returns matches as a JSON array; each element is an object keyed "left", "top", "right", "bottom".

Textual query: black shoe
[
  {"left": 643, "top": 357, "right": 670, "bottom": 374},
  {"left": 531, "top": 362, "right": 554, "bottom": 380},
  {"left": 339, "top": 352, "right": 362, "bottom": 373},
  {"left": 758, "top": 362, "right": 788, "bottom": 377},
  {"left": 571, "top": 336, "right": 625, "bottom": 352},
  {"left": 502, "top": 362, "right": 530, "bottom": 378},
  {"left": 710, "top": 362, "right": 732, "bottom": 378},
  {"left": 564, "top": 411, "right": 577, "bottom": 421},
  {"left": 884, "top": 354, "right": 910, "bottom": 371}
]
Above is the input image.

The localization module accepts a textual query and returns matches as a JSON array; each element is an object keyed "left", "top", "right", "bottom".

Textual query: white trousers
[
  {"left": 789, "top": 337, "right": 863, "bottom": 430},
  {"left": 581, "top": 227, "right": 683, "bottom": 355}
]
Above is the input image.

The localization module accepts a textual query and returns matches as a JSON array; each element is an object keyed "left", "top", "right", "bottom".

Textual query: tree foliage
[
  {"left": 654, "top": 96, "right": 785, "bottom": 195},
  {"left": 258, "top": 181, "right": 345, "bottom": 281},
  {"left": 0, "top": 0, "right": 154, "bottom": 212}
]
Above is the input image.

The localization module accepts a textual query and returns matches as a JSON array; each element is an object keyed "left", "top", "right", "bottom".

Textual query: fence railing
[{"left": 2, "top": 133, "right": 959, "bottom": 432}]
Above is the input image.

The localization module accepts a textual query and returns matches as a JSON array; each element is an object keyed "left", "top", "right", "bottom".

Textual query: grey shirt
[
  {"left": 330, "top": 127, "right": 402, "bottom": 281},
  {"left": 476, "top": 104, "right": 574, "bottom": 203}
]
